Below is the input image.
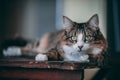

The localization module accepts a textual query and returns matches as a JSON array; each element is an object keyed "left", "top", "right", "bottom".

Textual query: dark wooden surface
[
  {"left": 0, "top": 67, "right": 84, "bottom": 80},
  {"left": 0, "top": 57, "right": 109, "bottom": 80},
  {"left": 0, "top": 57, "right": 103, "bottom": 70}
]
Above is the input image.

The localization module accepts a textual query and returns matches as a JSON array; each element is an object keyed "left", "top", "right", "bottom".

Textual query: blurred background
[{"left": 0, "top": 0, "right": 120, "bottom": 80}]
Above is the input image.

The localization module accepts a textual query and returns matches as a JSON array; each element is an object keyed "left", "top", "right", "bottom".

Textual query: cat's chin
[
  {"left": 77, "top": 50, "right": 87, "bottom": 53},
  {"left": 64, "top": 51, "right": 89, "bottom": 62},
  {"left": 78, "top": 50, "right": 82, "bottom": 52}
]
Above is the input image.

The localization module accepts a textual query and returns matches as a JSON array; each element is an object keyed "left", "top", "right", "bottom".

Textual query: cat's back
[
  {"left": 47, "top": 29, "right": 65, "bottom": 46},
  {"left": 37, "top": 29, "right": 65, "bottom": 52}
]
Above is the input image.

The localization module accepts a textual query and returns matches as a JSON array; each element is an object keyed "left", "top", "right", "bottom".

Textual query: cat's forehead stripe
[
  {"left": 74, "top": 23, "right": 85, "bottom": 30},
  {"left": 78, "top": 33, "right": 83, "bottom": 41}
]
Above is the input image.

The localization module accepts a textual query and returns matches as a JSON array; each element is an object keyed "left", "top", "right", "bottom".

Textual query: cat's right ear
[
  {"left": 63, "top": 16, "right": 74, "bottom": 31},
  {"left": 88, "top": 14, "right": 99, "bottom": 30}
]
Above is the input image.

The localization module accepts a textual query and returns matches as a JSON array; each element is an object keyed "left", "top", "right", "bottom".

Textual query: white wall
[{"left": 56, "top": 0, "right": 106, "bottom": 37}]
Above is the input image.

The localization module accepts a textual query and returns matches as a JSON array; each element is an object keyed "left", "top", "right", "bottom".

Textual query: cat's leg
[
  {"left": 35, "top": 48, "right": 64, "bottom": 61},
  {"left": 35, "top": 53, "right": 48, "bottom": 61},
  {"left": 3, "top": 47, "right": 22, "bottom": 56},
  {"left": 3, "top": 44, "right": 37, "bottom": 57}
]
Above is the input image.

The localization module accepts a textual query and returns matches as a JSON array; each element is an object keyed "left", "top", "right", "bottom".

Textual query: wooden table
[{"left": 0, "top": 57, "right": 108, "bottom": 80}]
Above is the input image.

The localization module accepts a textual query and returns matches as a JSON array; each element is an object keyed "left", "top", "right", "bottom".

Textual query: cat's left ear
[
  {"left": 63, "top": 16, "right": 74, "bottom": 31},
  {"left": 88, "top": 14, "right": 99, "bottom": 30}
]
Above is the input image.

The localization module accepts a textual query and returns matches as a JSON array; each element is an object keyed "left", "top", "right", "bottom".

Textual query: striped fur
[{"left": 3, "top": 14, "right": 108, "bottom": 63}]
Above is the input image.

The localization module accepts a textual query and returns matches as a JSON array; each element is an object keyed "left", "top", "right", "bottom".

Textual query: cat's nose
[{"left": 78, "top": 46, "right": 83, "bottom": 50}]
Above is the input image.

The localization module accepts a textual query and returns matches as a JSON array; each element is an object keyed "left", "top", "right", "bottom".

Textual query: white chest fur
[{"left": 62, "top": 45, "right": 89, "bottom": 62}]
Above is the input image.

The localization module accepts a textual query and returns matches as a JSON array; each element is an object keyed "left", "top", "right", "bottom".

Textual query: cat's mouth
[
  {"left": 78, "top": 49, "right": 82, "bottom": 52},
  {"left": 77, "top": 48, "right": 88, "bottom": 52}
]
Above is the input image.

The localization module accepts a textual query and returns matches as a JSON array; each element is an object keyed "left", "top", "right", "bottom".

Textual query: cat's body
[
  {"left": 3, "top": 14, "right": 107, "bottom": 63},
  {"left": 34, "top": 30, "right": 89, "bottom": 62}
]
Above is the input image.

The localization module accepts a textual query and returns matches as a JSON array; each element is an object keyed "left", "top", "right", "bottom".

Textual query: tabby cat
[{"left": 3, "top": 14, "right": 107, "bottom": 63}]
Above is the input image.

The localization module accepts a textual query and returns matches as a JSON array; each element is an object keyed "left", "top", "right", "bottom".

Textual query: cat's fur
[{"left": 3, "top": 14, "right": 107, "bottom": 63}]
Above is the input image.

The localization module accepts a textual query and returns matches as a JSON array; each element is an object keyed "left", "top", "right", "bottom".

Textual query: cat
[{"left": 3, "top": 14, "right": 108, "bottom": 63}]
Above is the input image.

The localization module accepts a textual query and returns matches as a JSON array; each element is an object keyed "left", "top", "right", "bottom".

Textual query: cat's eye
[
  {"left": 85, "top": 36, "right": 93, "bottom": 41},
  {"left": 86, "top": 36, "right": 90, "bottom": 40},
  {"left": 71, "top": 36, "right": 77, "bottom": 41}
]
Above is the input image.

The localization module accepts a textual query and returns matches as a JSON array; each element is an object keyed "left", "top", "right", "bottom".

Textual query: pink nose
[{"left": 78, "top": 46, "right": 83, "bottom": 50}]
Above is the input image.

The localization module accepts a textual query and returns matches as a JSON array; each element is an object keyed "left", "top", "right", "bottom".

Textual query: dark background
[
  {"left": 106, "top": 0, "right": 120, "bottom": 79},
  {"left": 0, "top": 0, "right": 56, "bottom": 40}
]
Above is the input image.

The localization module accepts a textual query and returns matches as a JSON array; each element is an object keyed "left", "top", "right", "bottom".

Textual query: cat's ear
[
  {"left": 88, "top": 14, "right": 99, "bottom": 30},
  {"left": 63, "top": 16, "right": 74, "bottom": 30}
]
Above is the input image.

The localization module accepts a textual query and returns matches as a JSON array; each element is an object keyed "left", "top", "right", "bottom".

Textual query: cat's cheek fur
[
  {"left": 91, "top": 48, "right": 102, "bottom": 54},
  {"left": 82, "top": 43, "right": 90, "bottom": 51},
  {"left": 35, "top": 54, "right": 48, "bottom": 61},
  {"left": 62, "top": 45, "right": 75, "bottom": 54},
  {"left": 72, "top": 44, "right": 80, "bottom": 51}
]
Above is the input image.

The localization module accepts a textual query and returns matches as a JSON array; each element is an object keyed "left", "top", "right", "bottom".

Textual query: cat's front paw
[{"left": 35, "top": 53, "right": 48, "bottom": 61}]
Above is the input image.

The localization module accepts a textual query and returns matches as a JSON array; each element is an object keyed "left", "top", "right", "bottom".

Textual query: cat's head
[{"left": 62, "top": 14, "right": 107, "bottom": 54}]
